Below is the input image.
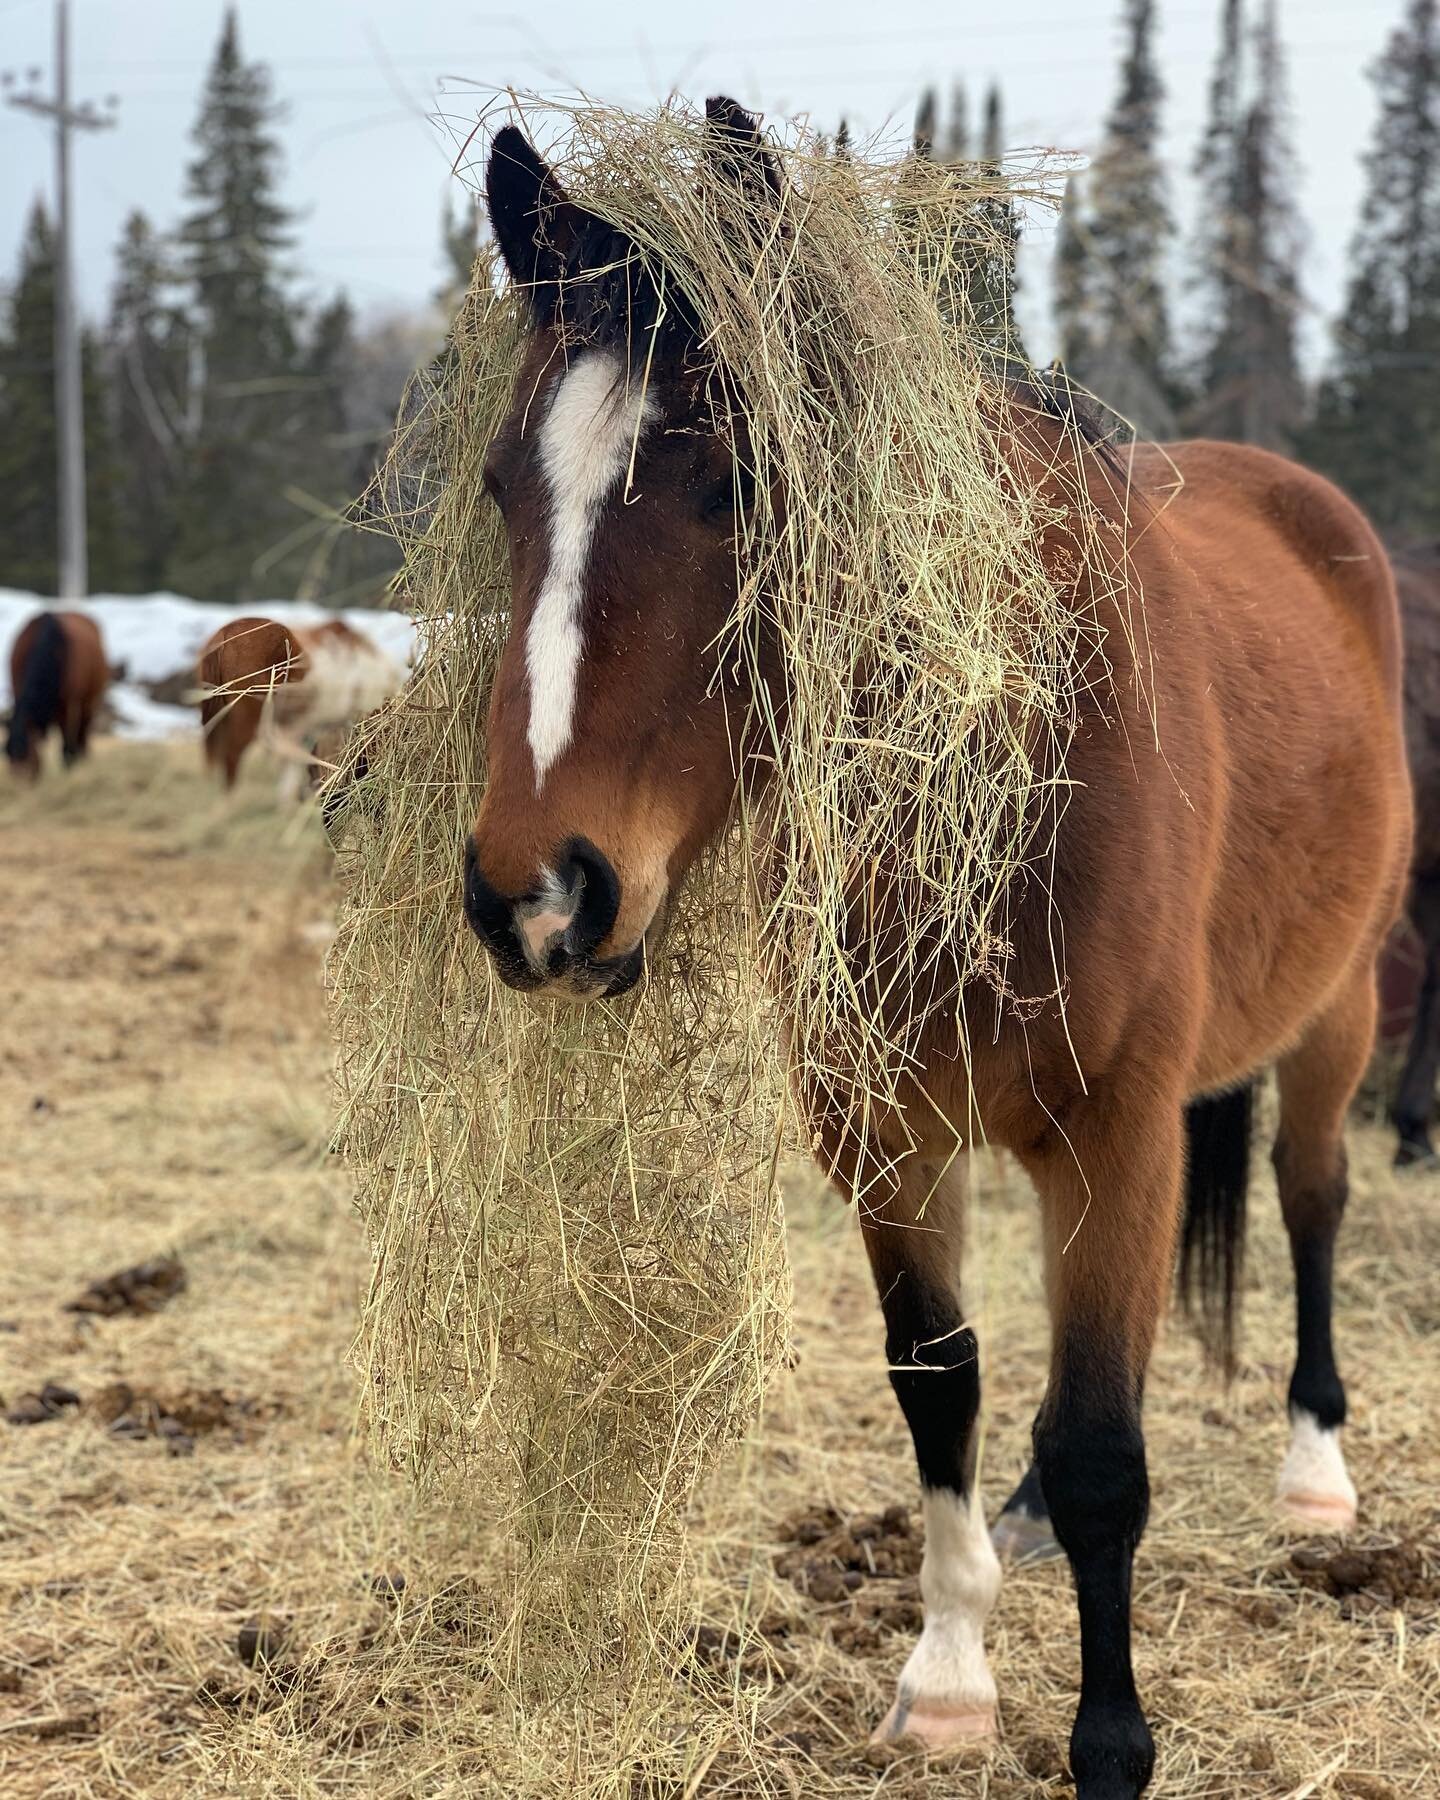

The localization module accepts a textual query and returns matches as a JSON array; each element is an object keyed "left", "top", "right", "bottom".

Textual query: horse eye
[
  {"left": 483, "top": 464, "right": 508, "bottom": 516},
  {"left": 703, "top": 468, "right": 754, "bottom": 523}
]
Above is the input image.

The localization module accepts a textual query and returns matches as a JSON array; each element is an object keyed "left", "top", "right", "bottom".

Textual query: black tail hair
[
  {"left": 1177, "top": 1082, "right": 1254, "bottom": 1373},
  {"left": 6, "top": 611, "right": 67, "bottom": 764}
]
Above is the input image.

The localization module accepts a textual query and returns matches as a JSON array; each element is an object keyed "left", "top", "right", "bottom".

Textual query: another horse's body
[
  {"left": 5, "top": 610, "right": 109, "bottom": 778},
  {"left": 1388, "top": 546, "right": 1440, "bottom": 1165},
  {"left": 459, "top": 106, "right": 1412, "bottom": 1799},
  {"left": 198, "top": 615, "right": 402, "bottom": 797}
]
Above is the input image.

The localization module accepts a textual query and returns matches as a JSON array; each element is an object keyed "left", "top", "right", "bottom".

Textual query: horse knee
[
  {"left": 1034, "top": 1400, "right": 1148, "bottom": 1560},
  {"left": 884, "top": 1293, "right": 981, "bottom": 1493}
]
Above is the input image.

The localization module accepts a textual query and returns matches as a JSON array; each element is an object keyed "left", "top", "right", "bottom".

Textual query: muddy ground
[{"left": 1, "top": 740, "right": 1436, "bottom": 1798}]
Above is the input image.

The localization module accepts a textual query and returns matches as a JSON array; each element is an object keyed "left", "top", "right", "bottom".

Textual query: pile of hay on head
[{"left": 329, "top": 94, "right": 1122, "bottom": 1788}]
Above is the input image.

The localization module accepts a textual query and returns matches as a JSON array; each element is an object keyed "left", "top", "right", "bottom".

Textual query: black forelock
[{"left": 551, "top": 215, "right": 700, "bottom": 373}]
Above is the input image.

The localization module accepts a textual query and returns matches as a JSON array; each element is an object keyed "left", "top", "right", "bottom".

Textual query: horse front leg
[
  {"left": 833, "top": 1136, "right": 1002, "bottom": 1749},
  {"left": 1020, "top": 1082, "right": 1182, "bottom": 1800}
]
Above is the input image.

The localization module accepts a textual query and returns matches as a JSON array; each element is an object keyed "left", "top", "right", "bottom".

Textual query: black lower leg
[
  {"left": 1273, "top": 1143, "right": 1346, "bottom": 1428},
  {"left": 1035, "top": 1344, "right": 1155, "bottom": 1799},
  {"left": 879, "top": 1277, "right": 981, "bottom": 1495}
]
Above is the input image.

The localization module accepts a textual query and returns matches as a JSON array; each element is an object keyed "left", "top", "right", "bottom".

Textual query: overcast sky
[{"left": 0, "top": 0, "right": 1405, "bottom": 368}]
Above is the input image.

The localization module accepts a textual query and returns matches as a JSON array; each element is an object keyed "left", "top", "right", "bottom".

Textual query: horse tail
[
  {"left": 1177, "top": 1081, "right": 1254, "bottom": 1374},
  {"left": 6, "top": 612, "right": 68, "bottom": 764}
]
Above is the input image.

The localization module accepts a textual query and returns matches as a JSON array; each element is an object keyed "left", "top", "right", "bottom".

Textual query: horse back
[
  {"left": 1148, "top": 440, "right": 1403, "bottom": 699},
  {"left": 983, "top": 439, "right": 1412, "bottom": 1125},
  {"left": 197, "top": 617, "right": 307, "bottom": 726}
]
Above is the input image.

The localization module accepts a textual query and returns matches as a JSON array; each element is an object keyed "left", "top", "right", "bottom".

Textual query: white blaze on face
[{"left": 527, "top": 350, "right": 655, "bottom": 789}]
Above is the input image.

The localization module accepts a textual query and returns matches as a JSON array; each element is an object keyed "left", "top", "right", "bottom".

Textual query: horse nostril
[
  {"left": 559, "top": 836, "right": 621, "bottom": 954},
  {"left": 463, "top": 835, "right": 533, "bottom": 974}
]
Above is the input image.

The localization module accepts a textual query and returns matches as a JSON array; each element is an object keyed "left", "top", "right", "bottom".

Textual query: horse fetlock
[
  {"left": 875, "top": 1486, "right": 1000, "bottom": 1748},
  {"left": 1069, "top": 1696, "right": 1156, "bottom": 1799},
  {"left": 1276, "top": 1410, "right": 1357, "bottom": 1530}
]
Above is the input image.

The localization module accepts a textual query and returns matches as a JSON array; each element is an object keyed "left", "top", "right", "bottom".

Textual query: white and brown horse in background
[
  {"left": 198, "top": 615, "right": 402, "bottom": 800},
  {"left": 458, "top": 104, "right": 1411, "bottom": 1799}
]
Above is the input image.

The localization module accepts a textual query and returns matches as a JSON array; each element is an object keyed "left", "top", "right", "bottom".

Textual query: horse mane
[
  {"left": 6, "top": 611, "right": 67, "bottom": 763},
  {"left": 1007, "top": 365, "right": 1133, "bottom": 487}
]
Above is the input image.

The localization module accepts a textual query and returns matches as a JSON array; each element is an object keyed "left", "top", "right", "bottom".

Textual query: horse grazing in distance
[
  {"left": 1389, "top": 545, "right": 1440, "bottom": 1166},
  {"left": 460, "top": 105, "right": 1411, "bottom": 1798},
  {"left": 5, "top": 610, "right": 109, "bottom": 779},
  {"left": 197, "top": 615, "right": 403, "bottom": 798}
]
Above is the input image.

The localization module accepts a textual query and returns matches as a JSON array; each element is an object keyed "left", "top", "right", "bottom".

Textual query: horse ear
[
  {"left": 703, "top": 96, "right": 786, "bottom": 209},
  {"left": 485, "top": 125, "right": 588, "bottom": 324}
]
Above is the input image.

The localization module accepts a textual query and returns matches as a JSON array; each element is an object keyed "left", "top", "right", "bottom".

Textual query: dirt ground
[{"left": 1, "top": 739, "right": 1436, "bottom": 1799}]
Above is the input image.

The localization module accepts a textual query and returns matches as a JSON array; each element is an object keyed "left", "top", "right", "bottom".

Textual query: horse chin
[{"left": 540, "top": 896, "right": 670, "bottom": 1006}]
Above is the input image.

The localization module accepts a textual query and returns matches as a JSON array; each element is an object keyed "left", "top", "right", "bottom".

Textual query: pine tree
[
  {"left": 0, "top": 201, "right": 125, "bottom": 593},
  {"left": 1067, "top": 0, "right": 1177, "bottom": 436},
  {"left": 969, "top": 85, "right": 1028, "bottom": 362},
  {"left": 108, "top": 210, "right": 190, "bottom": 589},
  {"left": 438, "top": 190, "right": 480, "bottom": 314},
  {"left": 1054, "top": 175, "right": 1097, "bottom": 371},
  {"left": 1306, "top": 0, "right": 1440, "bottom": 534},
  {"left": 944, "top": 82, "right": 969, "bottom": 163},
  {"left": 1191, "top": 0, "right": 1245, "bottom": 340},
  {"left": 1187, "top": 0, "right": 1304, "bottom": 449},
  {"left": 170, "top": 7, "right": 310, "bottom": 599},
  {"left": 914, "top": 88, "right": 938, "bottom": 161}
]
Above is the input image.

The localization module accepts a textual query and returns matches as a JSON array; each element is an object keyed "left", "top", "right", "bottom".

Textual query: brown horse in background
[
  {"left": 1389, "top": 545, "right": 1440, "bottom": 1165},
  {"left": 460, "top": 105, "right": 1411, "bottom": 1798},
  {"left": 5, "top": 610, "right": 109, "bottom": 779},
  {"left": 198, "top": 615, "right": 402, "bottom": 795}
]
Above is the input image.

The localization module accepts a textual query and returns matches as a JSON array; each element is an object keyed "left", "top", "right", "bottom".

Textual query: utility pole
[{"left": 5, "top": 2, "right": 117, "bottom": 599}]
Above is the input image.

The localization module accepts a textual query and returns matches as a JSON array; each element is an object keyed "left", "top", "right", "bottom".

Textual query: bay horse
[
  {"left": 460, "top": 104, "right": 1411, "bottom": 1798},
  {"left": 5, "top": 609, "right": 108, "bottom": 779},
  {"left": 198, "top": 615, "right": 402, "bottom": 798},
  {"left": 1389, "top": 545, "right": 1440, "bottom": 1165}
]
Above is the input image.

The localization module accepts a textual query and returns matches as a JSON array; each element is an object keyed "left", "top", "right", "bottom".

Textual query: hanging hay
[{"left": 329, "top": 95, "right": 1130, "bottom": 1781}]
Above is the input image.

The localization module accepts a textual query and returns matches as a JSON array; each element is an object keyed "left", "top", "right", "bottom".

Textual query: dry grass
[{"left": 0, "top": 740, "right": 1434, "bottom": 1797}]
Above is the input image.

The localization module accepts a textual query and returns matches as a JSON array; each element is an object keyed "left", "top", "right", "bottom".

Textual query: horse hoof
[
  {"left": 872, "top": 1695, "right": 997, "bottom": 1750},
  {"left": 1394, "top": 1144, "right": 1440, "bottom": 1172},
  {"left": 1277, "top": 1489, "right": 1357, "bottom": 1532},
  {"left": 991, "top": 1508, "right": 1063, "bottom": 1563}
]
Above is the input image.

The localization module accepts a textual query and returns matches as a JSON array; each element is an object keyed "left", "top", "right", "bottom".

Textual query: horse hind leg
[
  {"left": 851, "top": 1147, "right": 1001, "bottom": 1750},
  {"left": 1391, "top": 875, "right": 1440, "bottom": 1168},
  {"left": 1272, "top": 967, "right": 1376, "bottom": 1531}
]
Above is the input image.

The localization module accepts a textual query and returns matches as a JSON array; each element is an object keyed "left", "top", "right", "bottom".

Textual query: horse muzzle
[{"left": 462, "top": 834, "right": 655, "bottom": 1000}]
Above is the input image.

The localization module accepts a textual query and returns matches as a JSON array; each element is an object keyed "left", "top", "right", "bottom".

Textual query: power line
[{"left": 4, "top": 0, "right": 118, "bottom": 600}]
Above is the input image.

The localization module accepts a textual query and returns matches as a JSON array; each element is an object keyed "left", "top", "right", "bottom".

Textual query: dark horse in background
[
  {"left": 1390, "top": 545, "right": 1440, "bottom": 1165},
  {"left": 461, "top": 104, "right": 1411, "bottom": 1798},
  {"left": 5, "top": 609, "right": 109, "bottom": 779}
]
